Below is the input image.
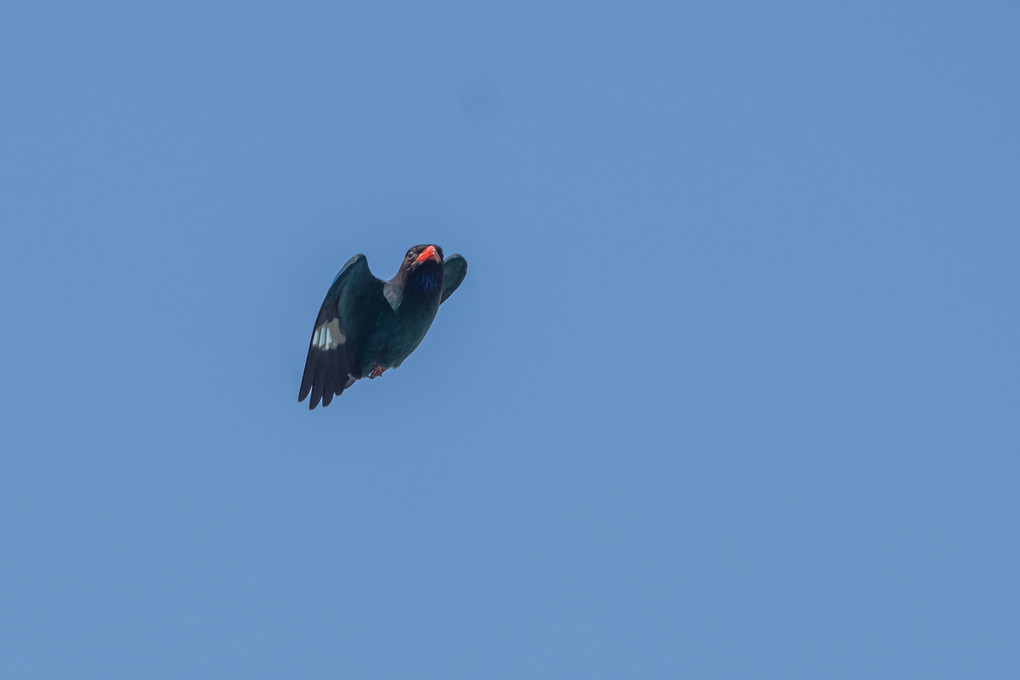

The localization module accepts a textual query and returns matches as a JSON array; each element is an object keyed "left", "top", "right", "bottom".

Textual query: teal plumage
[{"left": 298, "top": 244, "right": 467, "bottom": 409}]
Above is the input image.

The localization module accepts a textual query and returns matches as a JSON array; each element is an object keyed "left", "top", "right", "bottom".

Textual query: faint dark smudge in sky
[{"left": 456, "top": 73, "right": 503, "bottom": 136}]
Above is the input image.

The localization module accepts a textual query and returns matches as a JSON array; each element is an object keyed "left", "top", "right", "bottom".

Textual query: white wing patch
[{"left": 313, "top": 319, "right": 346, "bottom": 350}]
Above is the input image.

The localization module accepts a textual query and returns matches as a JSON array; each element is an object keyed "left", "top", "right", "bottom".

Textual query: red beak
[{"left": 416, "top": 245, "right": 441, "bottom": 264}]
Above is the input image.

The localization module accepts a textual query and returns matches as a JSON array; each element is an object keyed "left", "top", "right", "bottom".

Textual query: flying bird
[{"left": 298, "top": 244, "right": 467, "bottom": 409}]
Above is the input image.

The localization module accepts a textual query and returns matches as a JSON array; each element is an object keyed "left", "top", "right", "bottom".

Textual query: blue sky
[{"left": 2, "top": 1, "right": 1018, "bottom": 677}]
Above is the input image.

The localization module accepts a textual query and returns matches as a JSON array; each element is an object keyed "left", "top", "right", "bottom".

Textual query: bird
[{"left": 298, "top": 244, "right": 467, "bottom": 409}]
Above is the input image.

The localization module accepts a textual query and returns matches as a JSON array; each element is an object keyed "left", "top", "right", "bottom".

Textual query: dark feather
[
  {"left": 441, "top": 254, "right": 468, "bottom": 303},
  {"left": 300, "top": 245, "right": 467, "bottom": 409},
  {"left": 298, "top": 254, "right": 384, "bottom": 409}
]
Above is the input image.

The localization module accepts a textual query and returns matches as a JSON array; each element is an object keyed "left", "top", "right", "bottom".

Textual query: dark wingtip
[{"left": 299, "top": 347, "right": 315, "bottom": 403}]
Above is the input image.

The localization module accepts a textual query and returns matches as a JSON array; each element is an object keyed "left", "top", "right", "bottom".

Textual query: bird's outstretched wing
[
  {"left": 298, "top": 255, "right": 385, "bottom": 409},
  {"left": 441, "top": 254, "right": 468, "bottom": 303}
]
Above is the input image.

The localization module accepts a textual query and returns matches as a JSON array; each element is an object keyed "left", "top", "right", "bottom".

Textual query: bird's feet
[{"left": 369, "top": 365, "right": 388, "bottom": 379}]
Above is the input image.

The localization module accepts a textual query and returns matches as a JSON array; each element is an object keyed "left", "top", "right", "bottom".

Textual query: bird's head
[{"left": 401, "top": 244, "right": 444, "bottom": 298}]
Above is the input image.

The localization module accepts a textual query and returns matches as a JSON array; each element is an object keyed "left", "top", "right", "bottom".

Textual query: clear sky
[{"left": 2, "top": 1, "right": 1018, "bottom": 677}]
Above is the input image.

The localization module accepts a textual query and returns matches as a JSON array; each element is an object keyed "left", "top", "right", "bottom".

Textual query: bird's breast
[{"left": 362, "top": 303, "right": 440, "bottom": 371}]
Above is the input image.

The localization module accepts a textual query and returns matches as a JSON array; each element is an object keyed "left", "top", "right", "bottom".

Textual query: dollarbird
[{"left": 298, "top": 244, "right": 467, "bottom": 409}]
